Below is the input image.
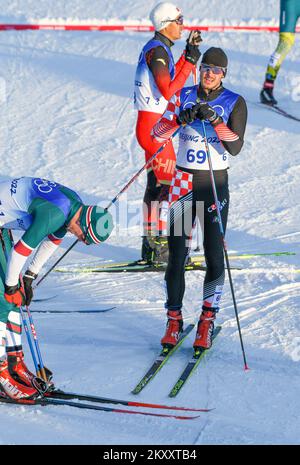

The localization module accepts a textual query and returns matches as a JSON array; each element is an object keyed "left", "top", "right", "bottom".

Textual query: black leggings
[
  {"left": 143, "top": 170, "right": 169, "bottom": 235},
  {"left": 165, "top": 168, "right": 229, "bottom": 312}
]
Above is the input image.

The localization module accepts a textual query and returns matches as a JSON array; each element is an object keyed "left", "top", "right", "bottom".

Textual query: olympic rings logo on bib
[{"left": 33, "top": 178, "right": 57, "bottom": 193}]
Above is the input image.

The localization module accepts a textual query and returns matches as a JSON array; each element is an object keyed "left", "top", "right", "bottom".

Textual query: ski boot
[
  {"left": 153, "top": 235, "right": 169, "bottom": 264},
  {"left": 141, "top": 235, "right": 155, "bottom": 264},
  {"left": 7, "top": 351, "right": 52, "bottom": 393},
  {"left": 0, "top": 359, "right": 41, "bottom": 400},
  {"left": 193, "top": 309, "right": 216, "bottom": 351},
  {"left": 141, "top": 235, "right": 169, "bottom": 265},
  {"left": 260, "top": 80, "right": 278, "bottom": 106},
  {"left": 161, "top": 310, "right": 183, "bottom": 351}
]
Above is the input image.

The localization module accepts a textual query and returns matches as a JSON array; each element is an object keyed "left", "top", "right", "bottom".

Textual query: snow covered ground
[{"left": 0, "top": 0, "right": 299, "bottom": 445}]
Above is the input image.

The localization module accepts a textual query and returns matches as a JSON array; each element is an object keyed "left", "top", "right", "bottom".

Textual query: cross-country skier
[
  {"left": 0, "top": 177, "right": 113, "bottom": 400},
  {"left": 152, "top": 47, "right": 247, "bottom": 350},
  {"left": 134, "top": 2, "right": 201, "bottom": 264},
  {"left": 260, "top": 0, "right": 300, "bottom": 105}
]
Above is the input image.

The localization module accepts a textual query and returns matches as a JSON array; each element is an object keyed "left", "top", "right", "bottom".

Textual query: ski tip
[
  {"left": 131, "top": 388, "right": 141, "bottom": 395},
  {"left": 175, "top": 414, "right": 201, "bottom": 420},
  {"left": 169, "top": 405, "right": 214, "bottom": 412}
]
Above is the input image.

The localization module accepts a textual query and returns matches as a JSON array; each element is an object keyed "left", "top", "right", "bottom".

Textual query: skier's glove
[
  {"left": 185, "top": 30, "right": 202, "bottom": 65},
  {"left": 187, "top": 30, "right": 202, "bottom": 46},
  {"left": 4, "top": 284, "right": 26, "bottom": 307},
  {"left": 177, "top": 107, "right": 198, "bottom": 125},
  {"left": 23, "top": 270, "right": 37, "bottom": 306},
  {"left": 196, "top": 103, "right": 222, "bottom": 126}
]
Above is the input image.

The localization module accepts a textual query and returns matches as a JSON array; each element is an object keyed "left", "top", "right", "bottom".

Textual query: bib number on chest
[{"left": 185, "top": 148, "right": 227, "bottom": 165}]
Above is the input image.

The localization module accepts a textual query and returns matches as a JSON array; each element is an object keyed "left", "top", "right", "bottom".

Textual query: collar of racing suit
[
  {"left": 197, "top": 84, "right": 224, "bottom": 102},
  {"left": 154, "top": 31, "right": 174, "bottom": 49}
]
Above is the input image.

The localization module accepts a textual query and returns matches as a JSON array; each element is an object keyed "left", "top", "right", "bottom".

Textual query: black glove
[
  {"left": 177, "top": 107, "right": 198, "bottom": 125},
  {"left": 185, "top": 44, "right": 201, "bottom": 65},
  {"left": 196, "top": 103, "right": 222, "bottom": 126},
  {"left": 185, "top": 30, "right": 202, "bottom": 65},
  {"left": 23, "top": 270, "right": 37, "bottom": 306},
  {"left": 187, "top": 30, "right": 202, "bottom": 46}
]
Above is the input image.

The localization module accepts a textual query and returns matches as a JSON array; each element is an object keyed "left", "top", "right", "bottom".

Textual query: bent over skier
[
  {"left": 152, "top": 48, "right": 247, "bottom": 351},
  {"left": 0, "top": 177, "right": 113, "bottom": 400}
]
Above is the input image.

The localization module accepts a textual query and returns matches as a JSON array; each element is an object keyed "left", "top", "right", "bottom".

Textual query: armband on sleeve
[
  {"left": 152, "top": 98, "right": 180, "bottom": 143},
  {"left": 214, "top": 122, "right": 239, "bottom": 142}
]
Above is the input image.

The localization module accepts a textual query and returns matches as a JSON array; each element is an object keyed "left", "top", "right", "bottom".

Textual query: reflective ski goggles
[
  {"left": 162, "top": 15, "right": 184, "bottom": 25},
  {"left": 200, "top": 64, "right": 227, "bottom": 75}
]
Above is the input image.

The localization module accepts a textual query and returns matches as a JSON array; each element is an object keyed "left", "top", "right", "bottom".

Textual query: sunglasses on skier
[
  {"left": 163, "top": 15, "right": 184, "bottom": 26},
  {"left": 200, "top": 64, "right": 227, "bottom": 75},
  {"left": 81, "top": 222, "right": 92, "bottom": 245}
]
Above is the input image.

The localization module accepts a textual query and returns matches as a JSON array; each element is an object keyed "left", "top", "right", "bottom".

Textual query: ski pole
[
  {"left": 105, "top": 126, "right": 180, "bottom": 210},
  {"left": 18, "top": 274, "right": 48, "bottom": 382},
  {"left": 0, "top": 230, "right": 42, "bottom": 376},
  {"left": 192, "top": 69, "right": 201, "bottom": 254},
  {"left": 10, "top": 228, "right": 48, "bottom": 379},
  {"left": 5, "top": 230, "right": 48, "bottom": 381},
  {"left": 19, "top": 305, "right": 40, "bottom": 374},
  {"left": 24, "top": 305, "right": 47, "bottom": 381},
  {"left": 35, "top": 127, "right": 181, "bottom": 288},
  {"left": 201, "top": 120, "right": 249, "bottom": 370},
  {"left": 34, "top": 239, "right": 78, "bottom": 288}
]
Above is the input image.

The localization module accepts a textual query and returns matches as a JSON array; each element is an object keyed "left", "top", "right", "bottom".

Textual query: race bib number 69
[{"left": 186, "top": 149, "right": 206, "bottom": 164}]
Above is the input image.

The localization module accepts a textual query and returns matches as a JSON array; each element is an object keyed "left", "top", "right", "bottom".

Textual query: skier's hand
[
  {"left": 23, "top": 270, "right": 37, "bottom": 306},
  {"left": 177, "top": 107, "right": 198, "bottom": 125},
  {"left": 4, "top": 284, "right": 26, "bottom": 307},
  {"left": 185, "top": 30, "right": 202, "bottom": 65},
  {"left": 196, "top": 103, "right": 222, "bottom": 126},
  {"left": 187, "top": 30, "right": 202, "bottom": 46}
]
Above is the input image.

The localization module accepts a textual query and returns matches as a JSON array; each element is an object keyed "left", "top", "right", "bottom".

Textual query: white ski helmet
[{"left": 149, "top": 2, "right": 182, "bottom": 32}]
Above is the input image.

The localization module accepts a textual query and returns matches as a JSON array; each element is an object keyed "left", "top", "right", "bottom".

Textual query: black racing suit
[{"left": 165, "top": 85, "right": 247, "bottom": 313}]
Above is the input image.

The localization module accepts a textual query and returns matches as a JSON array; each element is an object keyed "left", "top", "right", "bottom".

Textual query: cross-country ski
[
  {"left": 168, "top": 326, "right": 222, "bottom": 397},
  {"left": 30, "top": 307, "right": 116, "bottom": 314},
  {"left": 0, "top": 396, "right": 200, "bottom": 420}
]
